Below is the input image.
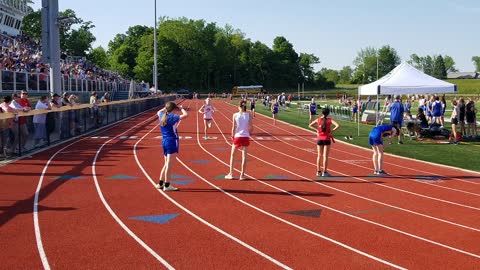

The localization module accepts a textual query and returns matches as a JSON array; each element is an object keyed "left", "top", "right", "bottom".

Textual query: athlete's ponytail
[
  {"left": 321, "top": 108, "right": 330, "bottom": 132},
  {"left": 239, "top": 100, "right": 247, "bottom": 112},
  {"left": 162, "top": 102, "right": 178, "bottom": 126}
]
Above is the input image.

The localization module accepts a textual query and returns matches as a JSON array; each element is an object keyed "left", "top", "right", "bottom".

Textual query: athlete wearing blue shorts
[
  {"left": 156, "top": 102, "right": 188, "bottom": 191},
  {"left": 309, "top": 98, "right": 317, "bottom": 122},
  {"left": 368, "top": 125, "right": 399, "bottom": 175},
  {"left": 271, "top": 99, "right": 279, "bottom": 125}
]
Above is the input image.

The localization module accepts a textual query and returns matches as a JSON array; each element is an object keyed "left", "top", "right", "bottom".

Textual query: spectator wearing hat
[{"left": 388, "top": 95, "right": 404, "bottom": 144}]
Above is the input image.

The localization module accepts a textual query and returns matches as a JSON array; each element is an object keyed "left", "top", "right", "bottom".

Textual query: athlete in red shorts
[{"left": 226, "top": 100, "right": 253, "bottom": 180}]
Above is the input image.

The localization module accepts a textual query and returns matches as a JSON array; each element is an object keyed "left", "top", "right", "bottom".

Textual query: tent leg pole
[
  {"left": 376, "top": 94, "right": 379, "bottom": 126},
  {"left": 357, "top": 89, "right": 360, "bottom": 136}
]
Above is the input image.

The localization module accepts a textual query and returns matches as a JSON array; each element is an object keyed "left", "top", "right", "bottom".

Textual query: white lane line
[
  {"left": 252, "top": 114, "right": 480, "bottom": 194},
  {"left": 205, "top": 105, "right": 480, "bottom": 258},
  {"left": 216, "top": 106, "right": 480, "bottom": 220},
  {"left": 250, "top": 116, "right": 480, "bottom": 205},
  {"left": 133, "top": 106, "right": 293, "bottom": 270},
  {"left": 247, "top": 104, "right": 480, "bottom": 185},
  {"left": 33, "top": 105, "right": 163, "bottom": 270},
  {"left": 184, "top": 110, "right": 406, "bottom": 269},
  {"left": 92, "top": 117, "right": 175, "bottom": 269}
]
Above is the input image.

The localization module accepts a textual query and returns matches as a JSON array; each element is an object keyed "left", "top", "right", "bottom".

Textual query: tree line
[{"left": 20, "top": 10, "right": 480, "bottom": 92}]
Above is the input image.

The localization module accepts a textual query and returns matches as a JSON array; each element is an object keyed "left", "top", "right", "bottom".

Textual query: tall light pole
[
  {"left": 154, "top": 0, "right": 158, "bottom": 92},
  {"left": 42, "top": 0, "right": 62, "bottom": 96}
]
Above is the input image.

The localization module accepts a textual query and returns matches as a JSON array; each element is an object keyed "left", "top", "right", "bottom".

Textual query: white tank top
[
  {"left": 234, "top": 112, "right": 250, "bottom": 137},
  {"left": 204, "top": 105, "right": 213, "bottom": 119}
]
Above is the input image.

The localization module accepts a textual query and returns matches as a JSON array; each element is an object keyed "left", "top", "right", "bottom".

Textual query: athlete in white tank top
[
  {"left": 234, "top": 112, "right": 250, "bottom": 137},
  {"left": 199, "top": 98, "right": 215, "bottom": 139}
]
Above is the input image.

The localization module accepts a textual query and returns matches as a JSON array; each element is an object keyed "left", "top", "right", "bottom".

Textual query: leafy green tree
[
  {"left": 108, "top": 25, "right": 153, "bottom": 78},
  {"left": 338, "top": 66, "right": 353, "bottom": 84},
  {"left": 133, "top": 34, "right": 154, "bottom": 83},
  {"left": 20, "top": 9, "right": 41, "bottom": 41},
  {"left": 20, "top": 9, "right": 96, "bottom": 57},
  {"left": 63, "top": 21, "right": 96, "bottom": 57},
  {"left": 377, "top": 45, "right": 400, "bottom": 78},
  {"left": 472, "top": 56, "right": 480, "bottom": 72},
  {"left": 432, "top": 55, "right": 447, "bottom": 79},
  {"left": 443, "top": 55, "right": 458, "bottom": 73},
  {"left": 271, "top": 36, "right": 300, "bottom": 88},
  {"left": 352, "top": 47, "right": 377, "bottom": 83},
  {"left": 299, "top": 53, "right": 320, "bottom": 83},
  {"left": 320, "top": 68, "right": 339, "bottom": 84},
  {"left": 89, "top": 46, "right": 109, "bottom": 69}
]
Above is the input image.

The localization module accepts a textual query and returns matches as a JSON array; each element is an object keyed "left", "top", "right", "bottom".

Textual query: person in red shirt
[
  {"left": 17, "top": 91, "right": 32, "bottom": 151},
  {"left": 308, "top": 108, "right": 339, "bottom": 177}
]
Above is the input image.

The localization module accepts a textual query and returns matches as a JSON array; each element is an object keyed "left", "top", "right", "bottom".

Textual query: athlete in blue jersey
[
  {"left": 271, "top": 98, "right": 279, "bottom": 125},
  {"left": 309, "top": 98, "right": 317, "bottom": 122},
  {"left": 368, "top": 125, "right": 399, "bottom": 176},
  {"left": 156, "top": 102, "right": 188, "bottom": 191}
]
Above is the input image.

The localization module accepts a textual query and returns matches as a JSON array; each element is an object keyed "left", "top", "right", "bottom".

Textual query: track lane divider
[{"left": 132, "top": 101, "right": 293, "bottom": 270}]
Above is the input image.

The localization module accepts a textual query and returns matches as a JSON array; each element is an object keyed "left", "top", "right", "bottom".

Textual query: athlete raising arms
[{"left": 156, "top": 102, "right": 188, "bottom": 191}]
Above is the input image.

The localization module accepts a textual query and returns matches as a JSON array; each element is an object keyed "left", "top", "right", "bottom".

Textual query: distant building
[
  {"left": 447, "top": 72, "right": 479, "bottom": 79},
  {"left": 0, "top": 0, "right": 29, "bottom": 36}
]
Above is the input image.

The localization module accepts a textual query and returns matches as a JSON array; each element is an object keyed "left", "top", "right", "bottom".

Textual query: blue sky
[{"left": 32, "top": 0, "right": 479, "bottom": 71}]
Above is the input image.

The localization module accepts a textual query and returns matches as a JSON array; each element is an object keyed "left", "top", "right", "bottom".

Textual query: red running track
[{"left": 0, "top": 99, "right": 479, "bottom": 269}]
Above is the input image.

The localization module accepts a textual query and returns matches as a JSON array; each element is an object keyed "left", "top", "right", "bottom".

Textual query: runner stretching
[
  {"left": 368, "top": 125, "right": 399, "bottom": 175},
  {"left": 156, "top": 102, "right": 188, "bottom": 191}
]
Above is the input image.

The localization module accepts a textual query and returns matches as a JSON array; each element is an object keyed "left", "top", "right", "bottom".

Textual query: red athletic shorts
[{"left": 233, "top": 137, "right": 250, "bottom": 147}]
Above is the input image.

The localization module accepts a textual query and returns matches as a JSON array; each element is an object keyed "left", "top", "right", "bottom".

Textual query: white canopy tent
[
  {"left": 357, "top": 62, "right": 457, "bottom": 135},
  {"left": 358, "top": 62, "right": 457, "bottom": 96}
]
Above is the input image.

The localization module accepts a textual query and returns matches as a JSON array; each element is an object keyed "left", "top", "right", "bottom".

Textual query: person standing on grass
[
  {"left": 156, "top": 102, "right": 188, "bottom": 191},
  {"left": 351, "top": 100, "right": 358, "bottom": 122},
  {"left": 225, "top": 100, "right": 253, "bottom": 180},
  {"left": 450, "top": 99, "right": 459, "bottom": 144},
  {"left": 198, "top": 98, "right": 215, "bottom": 140},
  {"left": 466, "top": 98, "right": 477, "bottom": 138},
  {"left": 271, "top": 98, "right": 279, "bottom": 125},
  {"left": 458, "top": 98, "right": 466, "bottom": 136},
  {"left": 309, "top": 98, "right": 317, "bottom": 123},
  {"left": 388, "top": 95, "right": 404, "bottom": 144},
  {"left": 368, "top": 125, "right": 399, "bottom": 176},
  {"left": 309, "top": 108, "right": 339, "bottom": 177}
]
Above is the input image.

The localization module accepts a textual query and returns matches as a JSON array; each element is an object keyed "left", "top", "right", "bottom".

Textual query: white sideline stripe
[
  {"left": 251, "top": 117, "right": 480, "bottom": 205},
  {"left": 209, "top": 103, "right": 480, "bottom": 258},
  {"left": 33, "top": 105, "right": 162, "bottom": 270},
  {"left": 92, "top": 117, "right": 175, "bottom": 270},
  {"left": 192, "top": 110, "right": 406, "bottom": 269},
  {"left": 133, "top": 111, "right": 293, "bottom": 270}
]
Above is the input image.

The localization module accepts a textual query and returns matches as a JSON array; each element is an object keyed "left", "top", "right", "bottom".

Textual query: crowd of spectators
[
  {"left": 0, "top": 33, "right": 125, "bottom": 84},
  {"left": 0, "top": 89, "right": 111, "bottom": 157}
]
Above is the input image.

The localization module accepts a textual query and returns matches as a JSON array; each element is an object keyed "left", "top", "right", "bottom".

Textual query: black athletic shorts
[{"left": 317, "top": 140, "right": 331, "bottom": 146}]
